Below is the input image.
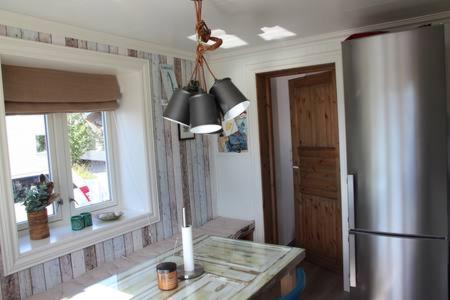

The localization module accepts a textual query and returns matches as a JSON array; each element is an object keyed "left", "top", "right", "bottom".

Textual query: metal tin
[
  {"left": 156, "top": 262, "right": 178, "bottom": 291},
  {"left": 71, "top": 215, "right": 84, "bottom": 231},
  {"left": 80, "top": 212, "right": 92, "bottom": 227}
]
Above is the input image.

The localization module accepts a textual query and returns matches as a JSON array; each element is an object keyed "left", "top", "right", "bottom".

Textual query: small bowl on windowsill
[{"left": 96, "top": 211, "right": 123, "bottom": 222}]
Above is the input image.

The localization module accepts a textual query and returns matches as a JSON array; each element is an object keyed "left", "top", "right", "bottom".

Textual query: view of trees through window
[
  {"left": 35, "top": 135, "right": 46, "bottom": 153},
  {"left": 68, "top": 112, "right": 111, "bottom": 209}
]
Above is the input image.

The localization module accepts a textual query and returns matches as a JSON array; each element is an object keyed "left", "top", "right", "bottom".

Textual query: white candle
[{"left": 181, "top": 208, "right": 195, "bottom": 272}]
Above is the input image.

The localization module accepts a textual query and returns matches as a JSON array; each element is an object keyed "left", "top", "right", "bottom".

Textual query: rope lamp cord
[
  {"left": 162, "top": 0, "right": 250, "bottom": 134},
  {"left": 190, "top": 0, "right": 222, "bottom": 90}
]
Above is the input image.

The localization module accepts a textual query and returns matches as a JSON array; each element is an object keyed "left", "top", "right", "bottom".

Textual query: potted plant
[{"left": 14, "top": 174, "right": 59, "bottom": 240}]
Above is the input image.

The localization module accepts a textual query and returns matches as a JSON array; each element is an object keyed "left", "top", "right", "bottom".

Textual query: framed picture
[
  {"left": 178, "top": 124, "right": 195, "bottom": 140},
  {"left": 218, "top": 111, "right": 248, "bottom": 153},
  {"left": 160, "top": 64, "right": 178, "bottom": 99}
]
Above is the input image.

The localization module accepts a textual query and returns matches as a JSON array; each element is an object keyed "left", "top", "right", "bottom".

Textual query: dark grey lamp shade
[
  {"left": 189, "top": 92, "right": 222, "bottom": 134},
  {"left": 210, "top": 78, "right": 250, "bottom": 121},
  {"left": 163, "top": 88, "right": 191, "bottom": 126}
]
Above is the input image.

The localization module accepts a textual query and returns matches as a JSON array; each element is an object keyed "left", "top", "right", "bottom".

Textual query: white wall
[
  {"left": 208, "top": 13, "right": 450, "bottom": 292},
  {"left": 207, "top": 38, "right": 354, "bottom": 293},
  {"left": 208, "top": 34, "right": 348, "bottom": 258},
  {"left": 270, "top": 75, "right": 303, "bottom": 245}
]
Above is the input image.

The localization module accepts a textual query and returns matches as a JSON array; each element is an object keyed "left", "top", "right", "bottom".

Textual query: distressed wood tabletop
[{"left": 64, "top": 235, "right": 305, "bottom": 299}]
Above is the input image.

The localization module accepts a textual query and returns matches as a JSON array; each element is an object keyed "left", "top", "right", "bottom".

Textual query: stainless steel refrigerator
[{"left": 342, "top": 25, "right": 449, "bottom": 300}]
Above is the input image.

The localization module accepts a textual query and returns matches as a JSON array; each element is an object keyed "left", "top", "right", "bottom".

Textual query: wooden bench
[{"left": 196, "top": 216, "right": 255, "bottom": 240}]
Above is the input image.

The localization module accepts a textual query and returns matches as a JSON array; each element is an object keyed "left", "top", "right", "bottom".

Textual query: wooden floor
[{"left": 300, "top": 261, "right": 349, "bottom": 300}]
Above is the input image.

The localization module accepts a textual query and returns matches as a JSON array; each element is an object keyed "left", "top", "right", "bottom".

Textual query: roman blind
[{"left": 1, "top": 65, "right": 120, "bottom": 115}]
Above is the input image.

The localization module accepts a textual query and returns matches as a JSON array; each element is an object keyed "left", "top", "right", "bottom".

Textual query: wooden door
[{"left": 289, "top": 70, "right": 342, "bottom": 272}]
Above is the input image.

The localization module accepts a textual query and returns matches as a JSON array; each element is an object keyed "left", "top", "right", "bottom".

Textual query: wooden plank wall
[{"left": 0, "top": 25, "right": 213, "bottom": 299}]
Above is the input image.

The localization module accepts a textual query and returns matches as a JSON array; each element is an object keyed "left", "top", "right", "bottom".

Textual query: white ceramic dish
[{"left": 96, "top": 211, "right": 123, "bottom": 221}]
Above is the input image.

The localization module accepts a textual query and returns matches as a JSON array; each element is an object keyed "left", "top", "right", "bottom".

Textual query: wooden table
[{"left": 33, "top": 236, "right": 304, "bottom": 299}]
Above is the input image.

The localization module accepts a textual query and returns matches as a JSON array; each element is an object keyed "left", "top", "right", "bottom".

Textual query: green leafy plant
[
  {"left": 35, "top": 134, "right": 46, "bottom": 152},
  {"left": 14, "top": 175, "right": 59, "bottom": 213},
  {"left": 67, "top": 113, "right": 97, "bottom": 164}
]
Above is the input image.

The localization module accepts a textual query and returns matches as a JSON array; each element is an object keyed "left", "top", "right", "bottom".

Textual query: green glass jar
[
  {"left": 71, "top": 215, "right": 84, "bottom": 231},
  {"left": 81, "top": 212, "right": 92, "bottom": 227}
]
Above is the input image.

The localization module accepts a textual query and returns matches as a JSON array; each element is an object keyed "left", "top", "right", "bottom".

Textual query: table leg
[{"left": 280, "top": 267, "right": 297, "bottom": 296}]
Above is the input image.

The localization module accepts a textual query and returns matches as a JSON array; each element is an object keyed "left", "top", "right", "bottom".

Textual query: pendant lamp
[
  {"left": 189, "top": 92, "right": 221, "bottom": 134},
  {"left": 210, "top": 78, "right": 250, "bottom": 121},
  {"left": 162, "top": 0, "right": 250, "bottom": 134},
  {"left": 163, "top": 88, "right": 191, "bottom": 126}
]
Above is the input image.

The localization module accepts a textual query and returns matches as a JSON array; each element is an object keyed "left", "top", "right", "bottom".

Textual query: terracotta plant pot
[{"left": 27, "top": 208, "right": 50, "bottom": 240}]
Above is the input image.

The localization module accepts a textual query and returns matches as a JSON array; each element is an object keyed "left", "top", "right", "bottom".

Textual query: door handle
[
  {"left": 347, "top": 174, "right": 355, "bottom": 229},
  {"left": 349, "top": 233, "right": 357, "bottom": 287},
  {"left": 348, "top": 174, "right": 357, "bottom": 288},
  {"left": 292, "top": 166, "right": 299, "bottom": 169},
  {"left": 69, "top": 198, "right": 79, "bottom": 206}
]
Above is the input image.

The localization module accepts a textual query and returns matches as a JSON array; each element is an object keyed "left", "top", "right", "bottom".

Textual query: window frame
[
  {"left": 12, "top": 112, "right": 119, "bottom": 230},
  {"left": 68, "top": 111, "right": 120, "bottom": 216},
  {"left": 12, "top": 114, "right": 63, "bottom": 230},
  {"left": 0, "top": 37, "right": 160, "bottom": 276}
]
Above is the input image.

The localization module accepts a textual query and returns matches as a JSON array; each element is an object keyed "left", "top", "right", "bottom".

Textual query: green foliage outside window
[
  {"left": 13, "top": 113, "right": 103, "bottom": 206},
  {"left": 67, "top": 113, "right": 98, "bottom": 164},
  {"left": 35, "top": 135, "right": 46, "bottom": 152}
]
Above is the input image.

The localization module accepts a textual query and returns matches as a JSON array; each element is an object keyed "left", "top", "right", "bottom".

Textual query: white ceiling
[{"left": 0, "top": 0, "right": 449, "bottom": 53}]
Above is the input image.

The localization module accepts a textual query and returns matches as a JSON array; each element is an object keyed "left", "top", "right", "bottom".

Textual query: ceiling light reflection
[
  {"left": 188, "top": 29, "right": 247, "bottom": 49},
  {"left": 258, "top": 26, "right": 296, "bottom": 41}
]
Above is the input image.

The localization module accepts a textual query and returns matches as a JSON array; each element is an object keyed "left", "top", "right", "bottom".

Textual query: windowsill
[{"left": 16, "top": 209, "right": 151, "bottom": 268}]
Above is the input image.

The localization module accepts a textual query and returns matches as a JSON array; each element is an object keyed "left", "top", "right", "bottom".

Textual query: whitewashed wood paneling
[
  {"left": 83, "top": 246, "right": 97, "bottom": 271},
  {"left": 37, "top": 32, "right": 51, "bottom": 43},
  {"left": 6, "top": 26, "right": 22, "bottom": 38},
  {"left": 21, "top": 29, "right": 39, "bottom": 41},
  {"left": 103, "top": 239, "right": 115, "bottom": 263},
  {"left": 97, "top": 43, "right": 109, "bottom": 53},
  {"left": 124, "top": 232, "right": 134, "bottom": 256},
  {"left": 94, "top": 243, "right": 105, "bottom": 267},
  {"left": 29, "top": 264, "right": 46, "bottom": 295},
  {"left": 59, "top": 254, "right": 73, "bottom": 283},
  {"left": 43, "top": 259, "right": 61, "bottom": 289},
  {"left": 18, "top": 270, "right": 32, "bottom": 299},
  {"left": 113, "top": 236, "right": 126, "bottom": 259},
  {"left": 0, "top": 25, "right": 6, "bottom": 36},
  {"left": 0, "top": 26, "right": 212, "bottom": 299},
  {"left": 70, "top": 250, "right": 86, "bottom": 278},
  {"left": 132, "top": 229, "right": 143, "bottom": 251}
]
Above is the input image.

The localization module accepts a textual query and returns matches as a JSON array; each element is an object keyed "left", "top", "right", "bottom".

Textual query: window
[
  {"left": 0, "top": 42, "right": 161, "bottom": 275},
  {"left": 67, "top": 112, "right": 112, "bottom": 210},
  {"left": 5, "top": 112, "right": 116, "bottom": 228},
  {"left": 6, "top": 115, "right": 56, "bottom": 224}
]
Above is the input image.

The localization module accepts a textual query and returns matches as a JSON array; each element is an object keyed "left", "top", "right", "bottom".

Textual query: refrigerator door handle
[
  {"left": 349, "top": 232, "right": 357, "bottom": 287},
  {"left": 347, "top": 174, "right": 355, "bottom": 229}
]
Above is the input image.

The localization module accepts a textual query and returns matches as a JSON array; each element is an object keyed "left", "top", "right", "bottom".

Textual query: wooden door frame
[{"left": 255, "top": 63, "right": 336, "bottom": 244}]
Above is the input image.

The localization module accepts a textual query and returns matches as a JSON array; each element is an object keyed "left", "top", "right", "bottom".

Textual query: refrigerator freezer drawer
[{"left": 350, "top": 232, "right": 448, "bottom": 300}]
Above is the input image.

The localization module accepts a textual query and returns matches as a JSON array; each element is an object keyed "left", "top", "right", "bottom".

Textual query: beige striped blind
[{"left": 2, "top": 65, "right": 120, "bottom": 115}]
